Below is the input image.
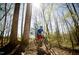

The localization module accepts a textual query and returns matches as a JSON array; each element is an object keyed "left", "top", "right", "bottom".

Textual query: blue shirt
[{"left": 37, "top": 28, "right": 43, "bottom": 35}]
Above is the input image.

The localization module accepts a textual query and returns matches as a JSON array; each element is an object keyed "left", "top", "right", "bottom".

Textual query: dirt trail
[
  {"left": 24, "top": 40, "right": 37, "bottom": 55},
  {"left": 23, "top": 40, "right": 77, "bottom": 55}
]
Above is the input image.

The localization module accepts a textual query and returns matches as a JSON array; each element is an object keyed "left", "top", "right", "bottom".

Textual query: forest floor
[
  {"left": 0, "top": 39, "right": 79, "bottom": 55},
  {"left": 23, "top": 40, "right": 78, "bottom": 55}
]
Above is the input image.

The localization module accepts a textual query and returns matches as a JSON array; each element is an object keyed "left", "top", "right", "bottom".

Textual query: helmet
[{"left": 40, "top": 26, "right": 43, "bottom": 28}]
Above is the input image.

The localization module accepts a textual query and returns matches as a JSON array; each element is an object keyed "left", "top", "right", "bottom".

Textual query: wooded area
[{"left": 0, "top": 3, "right": 79, "bottom": 55}]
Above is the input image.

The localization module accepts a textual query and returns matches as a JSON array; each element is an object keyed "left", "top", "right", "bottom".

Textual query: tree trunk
[
  {"left": 42, "top": 7, "right": 49, "bottom": 35},
  {"left": 10, "top": 3, "right": 20, "bottom": 45},
  {"left": 71, "top": 3, "right": 79, "bottom": 44},
  {"left": 22, "top": 3, "right": 32, "bottom": 46},
  {"left": 66, "top": 3, "right": 79, "bottom": 44},
  {"left": 21, "top": 4, "right": 25, "bottom": 41}
]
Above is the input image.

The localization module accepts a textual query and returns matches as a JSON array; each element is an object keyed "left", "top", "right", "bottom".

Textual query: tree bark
[
  {"left": 22, "top": 3, "right": 32, "bottom": 46},
  {"left": 10, "top": 3, "right": 20, "bottom": 45}
]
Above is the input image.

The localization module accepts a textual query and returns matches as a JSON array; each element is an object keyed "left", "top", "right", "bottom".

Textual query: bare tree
[
  {"left": 66, "top": 3, "right": 79, "bottom": 44},
  {"left": 62, "top": 11, "right": 74, "bottom": 52},
  {"left": 0, "top": 4, "right": 12, "bottom": 21},
  {"left": 41, "top": 4, "right": 49, "bottom": 35},
  {"left": 54, "top": 14, "right": 61, "bottom": 47},
  {"left": 0, "top": 3, "right": 7, "bottom": 47}
]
